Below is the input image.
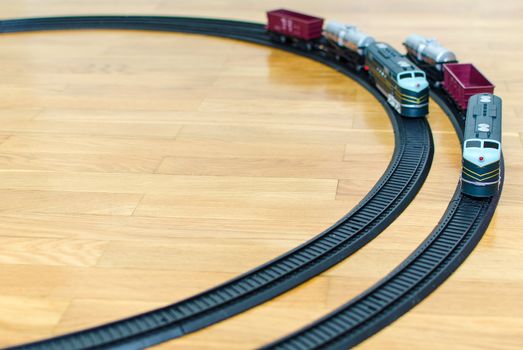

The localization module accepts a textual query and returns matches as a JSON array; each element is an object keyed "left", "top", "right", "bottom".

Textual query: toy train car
[
  {"left": 266, "top": 9, "right": 324, "bottom": 50},
  {"left": 266, "top": 9, "right": 429, "bottom": 118},
  {"left": 366, "top": 43, "right": 429, "bottom": 117},
  {"left": 403, "top": 34, "right": 457, "bottom": 85},
  {"left": 322, "top": 22, "right": 375, "bottom": 70},
  {"left": 461, "top": 93, "right": 502, "bottom": 197},
  {"left": 443, "top": 63, "right": 495, "bottom": 110}
]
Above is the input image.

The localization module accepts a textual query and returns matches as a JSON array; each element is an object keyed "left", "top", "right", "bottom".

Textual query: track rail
[
  {"left": 261, "top": 90, "right": 504, "bottom": 350},
  {"left": 2, "top": 16, "right": 433, "bottom": 350}
]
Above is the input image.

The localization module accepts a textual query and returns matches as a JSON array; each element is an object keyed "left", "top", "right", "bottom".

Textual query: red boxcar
[
  {"left": 266, "top": 9, "right": 324, "bottom": 40},
  {"left": 443, "top": 63, "right": 495, "bottom": 110}
]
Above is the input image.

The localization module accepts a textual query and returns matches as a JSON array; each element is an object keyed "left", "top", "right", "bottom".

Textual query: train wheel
[
  {"left": 305, "top": 42, "right": 313, "bottom": 51},
  {"left": 279, "top": 35, "right": 286, "bottom": 44}
]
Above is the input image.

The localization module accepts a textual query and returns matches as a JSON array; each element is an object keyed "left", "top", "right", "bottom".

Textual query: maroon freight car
[
  {"left": 443, "top": 63, "right": 495, "bottom": 110},
  {"left": 266, "top": 9, "right": 324, "bottom": 44}
]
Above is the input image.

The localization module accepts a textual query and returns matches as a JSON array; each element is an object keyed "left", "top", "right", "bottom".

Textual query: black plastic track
[
  {"left": 2, "top": 16, "right": 433, "bottom": 350},
  {"left": 261, "top": 90, "right": 504, "bottom": 350}
]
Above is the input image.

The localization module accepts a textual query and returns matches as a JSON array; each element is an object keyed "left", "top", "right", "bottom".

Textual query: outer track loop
[
  {"left": 260, "top": 89, "right": 504, "bottom": 350},
  {"left": 1, "top": 16, "right": 433, "bottom": 350}
]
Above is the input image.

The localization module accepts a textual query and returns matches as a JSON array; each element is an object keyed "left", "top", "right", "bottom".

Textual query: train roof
[
  {"left": 464, "top": 94, "right": 502, "bottom": 143},
  {"left": 367, "top": 42, "right": 421, "bottom": 76}
]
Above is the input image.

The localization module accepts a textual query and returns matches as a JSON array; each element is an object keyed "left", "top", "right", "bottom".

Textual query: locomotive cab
[
  {"left": 463, "top": 139, "right": 500, "bottom": 166},
  {"left": 397, "top": 71, "right": 428, "bottom": 93}
]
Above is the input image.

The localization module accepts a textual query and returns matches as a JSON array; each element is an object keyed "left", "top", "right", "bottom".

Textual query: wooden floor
[{"left": 0, "top": 1, "right": 521, "bottom": 349}]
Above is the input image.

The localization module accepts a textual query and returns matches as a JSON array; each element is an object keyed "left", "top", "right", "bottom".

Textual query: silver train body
[
  {"left": 404, "top": 34, "right": 457, "bottom": 84},
  {"left": 323, "top": 22, "right": 375, "bottom": 55},
  {"left": 404, "top": 34, "right": 457, "bottom": 70},
  {"left": 321, "top": 22, "right": 375, "bottom": 71}
]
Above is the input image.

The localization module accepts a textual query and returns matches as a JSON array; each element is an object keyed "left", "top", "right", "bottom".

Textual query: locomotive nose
[
  {"left": 398, "top": 76, "right": 428, "bottom": 93},
  {"left": 403, "top": 80, "right": 428, "bottom": 93}
]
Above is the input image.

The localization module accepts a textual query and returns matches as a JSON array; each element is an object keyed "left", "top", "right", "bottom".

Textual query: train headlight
[{"left": 479, "top": 156, "right": 484, "bottom": 162}]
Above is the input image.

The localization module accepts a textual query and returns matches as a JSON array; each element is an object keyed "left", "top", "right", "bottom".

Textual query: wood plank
[
  {"left": 0, "top": 134, "right": 178, "bottom": 154},
  {"left": 157, "top": 157, "right": 389, "bottom": 179},
  {"left": 0, "top": 264, "right": 236, "bottom": 301},
  {"left": 0, "top": 212, "right": 334, "bottom": 242},
  {"left": 0, "top": 237, "right": 107, "bottom": 267},
  {"left": 0, "top": 120, "right": 182, "bottom": 138},
  {"left": 97, "top": 238, "right": 303, "bottom": 273},
  {"left": 0, "top": 152, "right": 164, "bottom": 173},
  {"left": 0, "top": 171, "right": 338, "bottom": 199},
  {"left": 0, "top": 295, "right": 70, "bottom": 348},
  {"left": 0, "top": 190, "right": 142, "bottom": 216},
  {"left": 134, "top": 195, "right": 358, "bottom": 221}
]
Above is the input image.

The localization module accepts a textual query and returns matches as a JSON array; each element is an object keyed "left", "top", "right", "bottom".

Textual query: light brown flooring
[{"left": 0, "top": 1, "right": 521, "bottom": 349}]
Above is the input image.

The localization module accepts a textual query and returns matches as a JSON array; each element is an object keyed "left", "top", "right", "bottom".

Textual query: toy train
[
  {"left": 266, "top": 9, "right": 502, "bottom": 198},
  {"left": 267, "top": 9, "right": 429, "bottom": 118},
  {"left": 401, "top": 34, "right": 501, "bottom": 196}
]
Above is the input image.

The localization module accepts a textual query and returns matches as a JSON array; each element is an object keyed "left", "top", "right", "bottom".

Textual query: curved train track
[
  {"left": 260, "top": 90, "right": 504, "bottom": 350},
  {"left": 2, "top": 16, "right": 434, "bottom": 350}
]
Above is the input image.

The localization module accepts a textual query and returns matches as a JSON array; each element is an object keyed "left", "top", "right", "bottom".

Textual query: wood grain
[{"left": 0, "top": 1, "right": 521, "bottom": 349}]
